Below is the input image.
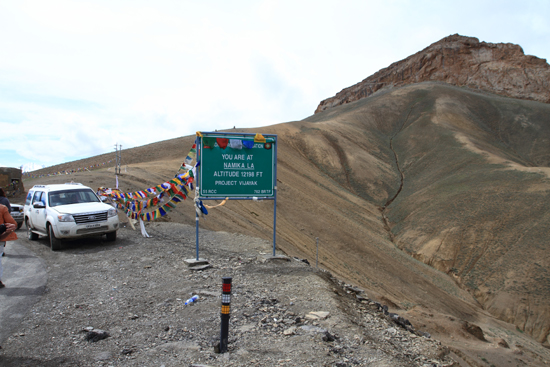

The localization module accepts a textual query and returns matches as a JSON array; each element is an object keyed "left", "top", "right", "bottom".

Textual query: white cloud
[{"left": 0, "top": 0, "right": 548, "bottom": 168}]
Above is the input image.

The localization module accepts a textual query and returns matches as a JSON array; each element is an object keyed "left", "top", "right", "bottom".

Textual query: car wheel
[
  {"left": 106, "top": 231, "right": 117, "bottom": 242},
  {"left": 17, "top": 222, "right": 22, "bottom": 230},
  {"left": 48, "top": 224, "right": 62, "bottom": 251},
  {"left": 26, "top": 220, "right": 39, "bottom": 241}
]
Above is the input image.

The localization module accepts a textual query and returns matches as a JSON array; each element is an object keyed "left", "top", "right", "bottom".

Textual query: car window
[
  {"left": 32, "top": 191, "right": 45, "bottom": 206},
  {"left": 26, "top": 191, "right": 33, "bottom": 205},
  {"left": 48, "top": 189, "right": 100, "bottom": 207},
  {"left": 49, "top": 192, "right": 65, "bottom": 207}
]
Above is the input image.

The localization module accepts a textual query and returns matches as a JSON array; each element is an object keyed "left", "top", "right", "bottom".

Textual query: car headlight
[
  {"left": 108, "top": 208, "right": 117, "bottom": 217},
  {"left": 58, "top": 214, "right": 75, "bottom": 222}
]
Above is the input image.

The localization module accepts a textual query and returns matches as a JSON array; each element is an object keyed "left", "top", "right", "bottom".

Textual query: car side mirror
[{"left": 33, "top": 202, "right": 46, "bottom": 209}]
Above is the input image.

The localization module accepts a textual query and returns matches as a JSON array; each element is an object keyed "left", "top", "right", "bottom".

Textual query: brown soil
[{"left": 14, "top": 82, "right": 550, "bottom": 366}]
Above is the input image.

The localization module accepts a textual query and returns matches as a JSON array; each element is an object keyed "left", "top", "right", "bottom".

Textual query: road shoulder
[{"left": 0, "top": 239, "right": 47, "bottom": 346}]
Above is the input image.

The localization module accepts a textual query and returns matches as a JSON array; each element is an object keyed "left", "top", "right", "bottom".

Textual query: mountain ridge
[
  {"left": 22, "top": 83, "right": 550, "bottom": 367},
  {"left": 20, "top": 35, "right": 550, "bottom": 366},
  {"left": 315, "top": 34, "right": 550, "bottom": 114}
]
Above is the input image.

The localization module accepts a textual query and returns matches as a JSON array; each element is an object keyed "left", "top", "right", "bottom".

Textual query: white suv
[
  {"left": 10, "top": 204, "right": 24, "bottom": 229},
  {"left": 24, "top": 183, "right": 120, "bottom": 250}
]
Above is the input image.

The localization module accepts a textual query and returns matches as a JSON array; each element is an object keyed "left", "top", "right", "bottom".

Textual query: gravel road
[{"left": 0, "top": 221, "right": 454, "bottom": 367}]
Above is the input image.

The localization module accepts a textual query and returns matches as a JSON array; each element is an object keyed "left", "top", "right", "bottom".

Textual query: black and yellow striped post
[{"left": 220, "top": 277, "right": 232, "bottom": 353}]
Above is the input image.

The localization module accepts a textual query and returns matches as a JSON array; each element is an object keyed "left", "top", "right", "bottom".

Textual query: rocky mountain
[
  {"left": 21, "top": 36, "right": 550, "bottom": 366},
  {"left": 315, "top": 34, "right": 550, "bottom": 113}
]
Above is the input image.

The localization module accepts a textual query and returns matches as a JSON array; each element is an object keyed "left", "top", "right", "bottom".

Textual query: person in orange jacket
[{"left": 0, "top": 203, "right": 18, "bottom": 288}]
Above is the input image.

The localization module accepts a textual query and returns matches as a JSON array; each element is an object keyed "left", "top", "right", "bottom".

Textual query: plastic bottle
[{"left": 184, "top": 295, "right": 199, "bottom": 305}]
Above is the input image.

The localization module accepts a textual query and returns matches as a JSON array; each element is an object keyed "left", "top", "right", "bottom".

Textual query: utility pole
[
  {"left": 118, "top": 144, "right": 122, "bottom": 175},
  {"left": 114, "top": 143, "right": 122, "bottom": 175}
]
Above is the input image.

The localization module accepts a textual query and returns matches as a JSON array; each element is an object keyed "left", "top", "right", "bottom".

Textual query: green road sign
[{"left": 199, "top": 134, "right": 276, "bottom": 198}]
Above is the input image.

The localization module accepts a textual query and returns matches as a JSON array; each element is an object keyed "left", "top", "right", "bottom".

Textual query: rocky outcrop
[{"left": 315, "top": 34, "right": 550, "bottom": 113}]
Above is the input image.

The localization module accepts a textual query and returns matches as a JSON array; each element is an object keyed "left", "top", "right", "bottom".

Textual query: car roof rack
[{"left": 31, "top": 183, "right": 85, "bottom": 190}]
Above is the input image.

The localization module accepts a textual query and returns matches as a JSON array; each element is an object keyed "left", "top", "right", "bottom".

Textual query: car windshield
[{"left": 48, "top": 189, "right": 100, "bottom": 207}]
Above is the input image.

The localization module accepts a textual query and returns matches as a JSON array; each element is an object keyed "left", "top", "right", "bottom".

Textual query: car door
[{"left": 31, "top": 190, "right": 47, "bottom": 232}]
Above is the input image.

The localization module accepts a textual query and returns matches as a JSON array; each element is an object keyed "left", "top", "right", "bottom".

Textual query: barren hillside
[
  {"left": 22, "top": 82, "right": 550, "bottom": 367},
  {"left": 301, "top": 82, "right": 550, "bottom": 347},
  {"left": 19, "top": 33, "right": 550, "bottom": 366}
]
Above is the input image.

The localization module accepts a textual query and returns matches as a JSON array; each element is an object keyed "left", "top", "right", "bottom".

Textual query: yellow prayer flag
[{"left": 254, "top": 133, "right": 266, "bottom": 143}]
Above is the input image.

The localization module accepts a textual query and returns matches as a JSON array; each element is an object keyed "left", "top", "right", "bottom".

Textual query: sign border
[{"left": 197, "top": 132, "right": 277, "bottom": 200}]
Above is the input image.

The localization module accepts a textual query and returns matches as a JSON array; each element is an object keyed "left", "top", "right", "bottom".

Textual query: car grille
[
  {"left": 76, "top": 226, "right": 109, "bottom": 234},
  {"left": 73, "top": 212, "right": 108, "bottom": 224}
]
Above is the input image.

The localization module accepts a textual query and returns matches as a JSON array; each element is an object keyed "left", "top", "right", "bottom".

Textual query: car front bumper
[{"left": 54, "top": 217, "right": 120, "bottom": 239}]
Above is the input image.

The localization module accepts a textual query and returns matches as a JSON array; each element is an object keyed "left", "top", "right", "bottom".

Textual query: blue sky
[{"left": 1, "top": 0, "right": 549, "bottom": 170}]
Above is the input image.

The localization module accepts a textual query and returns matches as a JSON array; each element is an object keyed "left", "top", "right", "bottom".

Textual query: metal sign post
[{"left": 194, "top": 132, "right": 278, "bottom": 259}]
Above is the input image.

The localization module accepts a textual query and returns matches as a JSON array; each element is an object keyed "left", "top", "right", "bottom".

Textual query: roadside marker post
[
  {"left": 220, "top": 277, "right": 232, "bottom": 353},
  {"left": 316, "top": 237, "right": 319, "bottom": 268}
]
